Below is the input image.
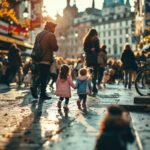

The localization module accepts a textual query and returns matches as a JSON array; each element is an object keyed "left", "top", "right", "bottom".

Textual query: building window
[
  {"left": 108, "top": 47, "right": 111, "bottom": 54},
  {"left": 108, "top": 39, "right": 111, "bottom": 44},
  {"left": 120, "top": 29, "right": 122, "bottom": 34},
  {"left": 114, "top": 30, "right": 116, "bottom": 35},
  {"left": 120, "top": 38, "right": 122, "bottom": 44},
  {"left": 108, "top": 30, "right": 111, "bottom": 36},
  {"left": 103, "top": 40, "right": 105, "bottom": 44},
  {"left": 103, "top": 31, "right": 106, "bottom": 37},
  {"left": 126, "top": 28, "right": 128, "bottom": 34},
  {"left": 120, "top": 22, "right": 122, "bottom": 26}
]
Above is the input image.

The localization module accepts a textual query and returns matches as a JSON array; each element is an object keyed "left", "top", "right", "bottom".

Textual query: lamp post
[{"left": 23, "top": 7, "right": 29, "bottom": 19}]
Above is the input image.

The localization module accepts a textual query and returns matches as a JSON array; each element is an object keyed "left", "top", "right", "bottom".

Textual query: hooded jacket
[{"left": 76, "top": 76, "right": 92, "bottom": 94}]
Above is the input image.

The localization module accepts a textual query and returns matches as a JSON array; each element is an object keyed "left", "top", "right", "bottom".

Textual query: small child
[
  {"left": 56, "top": 64, "right": 76, "bottom": 111},
  {"left": 94, "top": 105, "right": 135, "bottom": 150},
  {"left": 23, "top": 70, "right": 32, "bottom": 87},
  {"left": 102, "top": 70, "right": 110, "bottom": 87},
  {"left": 76, "top": 68, "right": 92, "bottom": 111}
]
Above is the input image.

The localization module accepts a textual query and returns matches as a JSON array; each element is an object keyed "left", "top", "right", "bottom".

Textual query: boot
[
  {"left": 63, "top": 104, "right": 69, "bottom": 111},
  {"left": 57, "top": 100, "right": 62, "bottom": 110},
  {"left": 30, "top": 87, "right": 38, "bottom": 99},
  {"left": 82, "top": 102, "right": 87, "bottom": 112},
  {"left": 77, "top": 100, "right": 81, "bottom": 109}
]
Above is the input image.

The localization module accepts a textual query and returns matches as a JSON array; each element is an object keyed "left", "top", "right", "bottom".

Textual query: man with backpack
[{"left": 31, "top": 21, "right": 58, "bottom": 100}]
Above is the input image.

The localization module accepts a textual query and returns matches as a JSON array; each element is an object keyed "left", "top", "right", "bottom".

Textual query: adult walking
[
  {"left": 121, "top": 43, "right": 137, "bottom": 89},
  {"left": 83, "top": 29, "right": 100, "bottom": 95},
  {"left": 97, "top": 44, "right": 107, "bottom": 88},
  {"left": 31, "top": 21, "right": 58, "bottom": 99},
  {"left": 5, "top": 44, "right": 22, "bottom": 86}
]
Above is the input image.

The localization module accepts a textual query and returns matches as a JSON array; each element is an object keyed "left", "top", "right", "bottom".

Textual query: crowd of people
[{"left": 1, "top": 21, "right": 150, "bottom": 149}]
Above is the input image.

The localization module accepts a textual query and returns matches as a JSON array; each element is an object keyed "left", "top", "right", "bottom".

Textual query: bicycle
[{"left": 135, "top": 61, "right": 150, "bottom": 96}]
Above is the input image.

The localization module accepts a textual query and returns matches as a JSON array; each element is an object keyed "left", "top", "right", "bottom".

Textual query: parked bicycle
[{"left": 135, "top": 61, "right": 150, "bottom": 96}]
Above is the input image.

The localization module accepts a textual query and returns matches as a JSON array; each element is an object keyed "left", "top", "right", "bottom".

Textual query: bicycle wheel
[{"left": 135, "top": 68, "right": 150, "bottom": 96}]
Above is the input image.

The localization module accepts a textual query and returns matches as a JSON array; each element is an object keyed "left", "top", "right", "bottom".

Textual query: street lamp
[{"left": 23, "top": 7, "right": 29, "bottom": 19}]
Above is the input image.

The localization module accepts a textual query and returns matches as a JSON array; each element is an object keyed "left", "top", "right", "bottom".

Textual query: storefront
[{"left": 0, "top": 20, "right": 33, "bottom": 54}]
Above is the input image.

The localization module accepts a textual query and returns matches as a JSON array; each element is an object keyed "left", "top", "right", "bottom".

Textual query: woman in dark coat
[
  {"left": 121, "top": 44, "right": 137, "bottom": 89},
  {"left": 94, "top": 105, "right": 135, "bottom": 150},
  {"left": 83, "top": 29, "right": 100, "bottom": 95},
  {"left": 5, "top": 44, "right": 22, "bottom": 86}
]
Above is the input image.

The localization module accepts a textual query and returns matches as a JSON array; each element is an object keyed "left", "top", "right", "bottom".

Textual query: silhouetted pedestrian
[
  {"left": 83, "top": 29, "right": 100, "bottom": 95},
  {"left": 121, "top": 43, "right": 137, "bottom": 89},
  {"left": 30, "top": 21, "right": 58, "bottom": 100},
  {"left": 5, "top": 44, "right": 22, "bottom": 86},
  {"left": 94, "top": 105, "right": 135, "bottom": 150}
]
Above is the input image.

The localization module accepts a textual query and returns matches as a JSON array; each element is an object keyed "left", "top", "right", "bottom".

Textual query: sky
[{"left": 44, "top": 0, "right": 134, "bottom": 19}]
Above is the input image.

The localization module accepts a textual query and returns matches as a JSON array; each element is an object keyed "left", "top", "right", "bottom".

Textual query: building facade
[{"left": 95, "top": 0, "right": 135, "bottom": 58}]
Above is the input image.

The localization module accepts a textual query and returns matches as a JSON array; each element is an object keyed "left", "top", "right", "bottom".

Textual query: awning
[{"left": 0, "top": 34, "right": 33, "bottom": 49}]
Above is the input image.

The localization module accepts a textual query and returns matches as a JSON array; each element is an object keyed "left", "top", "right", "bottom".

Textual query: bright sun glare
[
  {"left": 44, "top": 0, "right": 66, "bottom": 19},
  {"left": 44, "top": 0, "right": 134, "bottom": 19}
]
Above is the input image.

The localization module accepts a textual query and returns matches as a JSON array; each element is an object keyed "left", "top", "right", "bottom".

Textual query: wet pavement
[{"left": 0, "top": 83, "right": 150, "bottom": 150}]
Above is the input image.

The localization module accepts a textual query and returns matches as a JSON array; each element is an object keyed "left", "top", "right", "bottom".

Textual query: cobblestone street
[{"left": 0, "top": 83, "right": 150, "bottom": 150}]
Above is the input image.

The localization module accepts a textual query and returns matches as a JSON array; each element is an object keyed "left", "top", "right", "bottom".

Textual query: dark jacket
[
  {"left": 84, "top": 38, "right": 100, "bottom": 67},
  {"left": 121, "top": 49, "right": 137, "bottom": 71},
  {"left": 8, "top": 46, "right": 21, "bottom": 68},
  {"left": 36, "top": 30, "right": 58, "bottom": 64},
  {"left": 94, "top": 122, "right": 135, "bottom": 150}
]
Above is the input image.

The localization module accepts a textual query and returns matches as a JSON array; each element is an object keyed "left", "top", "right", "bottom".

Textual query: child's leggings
[{"left": 59, "top": 97, "right": 69, "bottom": 105}]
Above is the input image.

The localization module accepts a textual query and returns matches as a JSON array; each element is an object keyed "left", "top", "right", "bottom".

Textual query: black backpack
[{"left": 31, "top": 31, "right": 48, "bottom": 62}]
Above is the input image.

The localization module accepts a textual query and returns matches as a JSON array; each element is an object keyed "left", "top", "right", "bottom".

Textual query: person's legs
[
  {"left": 124, "top": 70, "right": 128, "bottom": 88},
  {"left": 97, "top": 67, "right": 104, "bottom": 84},
  {"left": 92, "top": 65, "right": 98, "bottom": 93},
  {"left": 30, "top": 63, "right": 40, "bottom": 99},
  {"left": 50, "top": 73, "right": 57, "bottom": 88},
  {"left": 128, "top": 70, "right": 133, "bottom": 89},
  {"left": 57, "top": 97, "right": 64, "bottom": 109},
  {"left": 5, "top": 67, "right": 18, "bottom": 85},
  {"left": 82, "top": 94, "right": 87, "bottom": 111},
  {"left": 77, "top": 94, "right": 82, "bottom": 109},
  {"left": 64, "top": 98, "right": 69, "bottom": 110},
  {"left": 39, "top": 64, "right": 51, "bottom": 99}
]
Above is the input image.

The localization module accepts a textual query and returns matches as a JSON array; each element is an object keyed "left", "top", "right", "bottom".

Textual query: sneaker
[
  {"left": 77, "top": 100, "right": 81, "bottom": 109},
  {"left": 57, "top": 100, "right": 62, "bottom": 110},
  {"left": 30, "top": 87, "right": 38, "bottom": 99}
]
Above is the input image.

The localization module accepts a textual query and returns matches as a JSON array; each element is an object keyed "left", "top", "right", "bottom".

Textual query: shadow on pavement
[{"left": 5, "top": 98, "right": 44, "bottom": 150}]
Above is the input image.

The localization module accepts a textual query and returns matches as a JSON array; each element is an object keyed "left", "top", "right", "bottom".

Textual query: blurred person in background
[
  {"left": 121, "top": 44, "right": 137, "bottom": 89},
  {"left": 4, "top": 44, "right": 22, "bottom": 86},
  {"left": 83, "top": 29, "right": 100, "bottom": 95},
  {"left": 97, "top": 44, "right": 107, "bottom": 89},
  {"left": 94, "top": 105, "right": 135, "bottom": 150}
]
